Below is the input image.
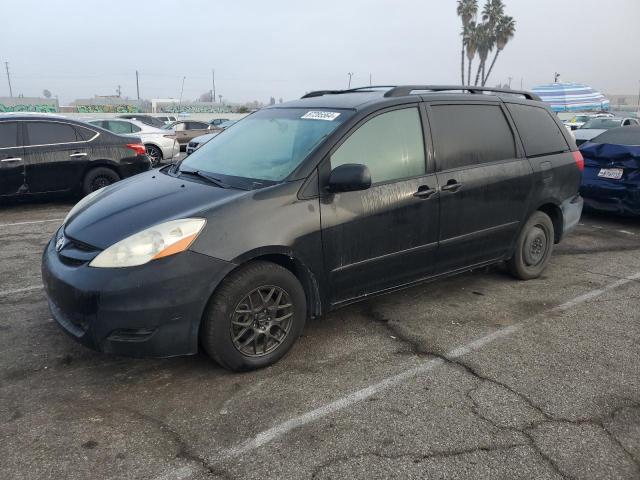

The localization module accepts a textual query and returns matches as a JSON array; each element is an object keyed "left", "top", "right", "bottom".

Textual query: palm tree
[
  {"left": 483, "top": 15, "right": 516, "bottom": 86},
  {"left": 481, "top": 0, "right": 504, "bottom": 28},
  {"left": 474, "top": 23, "right": 493, "bottom": 86},
  {"left": 465, "top": 21, "right": 478, "bottom": 87},
  {"left": 457, "top": 0, "right": 478, "bottom": 84}
]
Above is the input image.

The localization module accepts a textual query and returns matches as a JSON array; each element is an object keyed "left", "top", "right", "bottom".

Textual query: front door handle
[
  {"left": 0, "top": 157, "right": 22, "bottom": 163},
  {"left": 69, "top": 152, "right": 88, "bottom": 158},
  {"left": 441, "top": 180, "right": 462, "bottom": 193},
  {"left": 413, "top": 186, "right": 438, "bottom": 199}
]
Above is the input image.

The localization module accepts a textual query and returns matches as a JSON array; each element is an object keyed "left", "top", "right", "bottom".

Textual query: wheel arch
[
  {"left": 229, "top": 247, "right": 324, "bottom": 319},
  {"left": 534, "top": 201, "right": 563, "bottom": 243}
]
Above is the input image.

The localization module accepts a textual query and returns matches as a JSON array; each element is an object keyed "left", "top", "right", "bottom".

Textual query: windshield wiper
[{"left": 179, "top": 169, "right": 231, "bottom": 189}]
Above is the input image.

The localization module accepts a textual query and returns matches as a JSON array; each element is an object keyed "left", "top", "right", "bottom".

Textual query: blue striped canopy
[{"left": 532, "top": 83, "right": 610, "bottom": 112}]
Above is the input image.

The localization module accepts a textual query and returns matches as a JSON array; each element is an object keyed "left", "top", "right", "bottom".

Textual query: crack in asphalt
[
  {"left": 361, "top": 303, "right": 640, "bottom": 479},
  {"left": 126, "top": 409, "right": 236, "bottom": 480},
  {"left": 310, "top": 444, "right": 529, "bottom": 479}
]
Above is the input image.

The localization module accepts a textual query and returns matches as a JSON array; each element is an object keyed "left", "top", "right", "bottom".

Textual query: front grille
[{"left": 58, "top": 234, "right": 101, "bottom": 265}]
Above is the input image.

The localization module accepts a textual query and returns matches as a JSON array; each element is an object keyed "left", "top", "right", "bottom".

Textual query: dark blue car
[{"left": 580, "top": 126, "right": 640, "bottom": 216}]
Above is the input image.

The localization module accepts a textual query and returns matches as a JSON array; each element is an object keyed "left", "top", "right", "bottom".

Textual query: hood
[
  {"left": 574, "top": 129, "right": 606, "bottom": 140},
  {"left": 65, "top": 169, "right": 247, "bottom": 249},
  {"left": 192, "top": 132, "right": 219, "bottom": 143}
]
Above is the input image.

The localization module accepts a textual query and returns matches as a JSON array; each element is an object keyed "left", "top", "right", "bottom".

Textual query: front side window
[
  {"left": 430, "top": 104, "right": 516, "bottom": 170},
  {"left": 330, "top": 107, "right": 426, "bottom": 184},
  {"left": 581, "top": 118, "right": 621, "bottom": 129},
  {"left": 0, "top": 122, "right": 19, "bottom": 148},
  {"left": 25, "top": 122, "right": 79, "bottom": 145},
  {"left": 181, "top": 108, "right": 351, "bottom": 182},
  {"left": 187, "top": 122, "right": 208, "bottom": 130}
]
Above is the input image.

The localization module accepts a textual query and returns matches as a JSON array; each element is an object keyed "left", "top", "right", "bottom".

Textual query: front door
[
  {"left": 427, "top": 102, "right": 533, "bottom": 273},
  {"left": 22, "top": 120, "right": 91, "bottom": 193},
  {"left": 0, "top": 121, "right": 26, "bottom": 196},
  {"left": 320, "top": 106, "right": 440, "bottom": 306}
]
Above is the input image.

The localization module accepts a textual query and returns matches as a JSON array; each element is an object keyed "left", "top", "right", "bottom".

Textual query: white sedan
[
  {"left": 88, "top": 118, "right": 180, "bottom": 167},
  {"left": 574, "top": 117, "right": 639, "bottom": 146}
]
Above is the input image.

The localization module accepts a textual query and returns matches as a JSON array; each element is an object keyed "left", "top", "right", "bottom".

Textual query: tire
[
  {"left": 145, "top": 144, "right": 163, "bottom": 167},
  {"left": 507, "top": 211, "right": 555, "bottom": 280},
  {"left": 200, "top": 261, "right": 307, "bottom": 371},
  {"left": 82, "top": 167, "right": 120, "bottom": 196}
]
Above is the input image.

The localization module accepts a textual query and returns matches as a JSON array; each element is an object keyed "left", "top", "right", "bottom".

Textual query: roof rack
[
  {"left": 300, "top": 85, "right": 400, "bottom": 99},
  {"left": 383, "top": 85, "right": 541, "bottom": 101}
]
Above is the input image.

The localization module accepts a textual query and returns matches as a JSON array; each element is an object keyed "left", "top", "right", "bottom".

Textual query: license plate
[{"left": 598, "top": 168, "right": 623, "bottom": 180}]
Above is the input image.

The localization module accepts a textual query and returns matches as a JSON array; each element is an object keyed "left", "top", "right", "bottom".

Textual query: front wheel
[
  {"left": 200, "top": 261, "right": 307, "bottom": 371},
  {"left": 507, "top": 211, "right": 554, "bottom": 280}
]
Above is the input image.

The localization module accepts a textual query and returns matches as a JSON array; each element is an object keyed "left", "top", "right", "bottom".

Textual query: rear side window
[
  {"left": 25, "top": 122, "right": 79, "bottom": 145},
  {"left": 430, "top": 104, "right": 516, "bottom": 170},
  {"left": 507, "top": 104, "right": 569, "bottom": 157},
  {"left": 105, "top": 120, "right": 134, "bottom": 134},
  {"left": 187, "top": 121, "right": 208, "bottom": 130},
  {"left": 0, "top": 122, "right": 19, "bottom": 148},
  {"left": 75, "top": 125, "right": 97, "bottom": 141},
  {"left": 331, "top": 107, "right": 426, "bottom": 184}
]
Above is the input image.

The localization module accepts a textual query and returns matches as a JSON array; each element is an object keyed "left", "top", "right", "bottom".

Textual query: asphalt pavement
[{"left": 1, "top": 199, "right": 639, "bottom": 480}]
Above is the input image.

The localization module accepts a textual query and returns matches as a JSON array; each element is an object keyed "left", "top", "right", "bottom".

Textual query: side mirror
[{"left": 327, "top": 163, "right": 371, "bottom": 193}]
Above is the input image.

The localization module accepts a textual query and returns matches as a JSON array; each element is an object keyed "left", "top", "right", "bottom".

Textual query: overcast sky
[{"left": 1, "top": 0, "right": 638, "bottom": 103}]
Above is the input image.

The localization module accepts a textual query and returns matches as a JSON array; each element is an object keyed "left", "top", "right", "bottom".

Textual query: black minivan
[
  {"left": 42, "top": 86, "right": 584, "bottom": 371},
  {"left": 0, "top": 114, "right": 150, "bottom": 198}
]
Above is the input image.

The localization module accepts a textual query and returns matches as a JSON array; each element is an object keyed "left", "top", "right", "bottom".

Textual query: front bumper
[{"left": 42, "top": 234, "right": 235, "bottom": 357}]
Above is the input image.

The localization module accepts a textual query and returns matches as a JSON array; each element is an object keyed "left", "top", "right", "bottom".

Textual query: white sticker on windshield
[{"left": 301, "top": 111, "right": 341, "bottom": 121}]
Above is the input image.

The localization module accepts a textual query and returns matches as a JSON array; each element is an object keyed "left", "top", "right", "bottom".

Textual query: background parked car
[
  {"left": 563, "top": 113, "right": 613, "bottom": 131},
  {"left": 155, "top": 115, "right": 177, "bottom": 125},
  {"left": 0, "top": 114, "right": 150, "bottom": 198},
  {"left": 87, "top": 118, "right": 179, "bottom": 167},
  {"left": 163, "top": 120, "right": 219, "bottom": 150},
  {"left": 118, "top": 114, "right": 166, "bottom": 129},
  {"left": 186, "top": 131, "right": 222, "bottom": 155},
  {"left": 574, "top": 117, "right": 639, "bottom": 146},
  {"left": 209, "top": 118, "right": 230, "bottom": 127},
  {"left": 579, "top": 126, "right": 640, "bottom": 216}
]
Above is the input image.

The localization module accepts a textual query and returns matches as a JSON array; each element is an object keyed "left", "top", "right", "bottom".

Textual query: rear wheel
[
  {"left": 507, "top": 211, "right": 554, "bottom": 280},
  {"left": 200, "top": 261, "right": 307, "bottom": 371},
  {"left": 82, "top": 167, "right": 120, "bottom": 196},
  {"left": 145, "top": 144, "right": 163, "bottom": 167}
]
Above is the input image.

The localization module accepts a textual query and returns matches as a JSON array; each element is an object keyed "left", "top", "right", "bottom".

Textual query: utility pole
[
  {"left": 347, "top": 72, "right": 354, "bottom": 89},
  {"left": 507, "top": 76, "right": 512, "bottom": 88},
  {"left": 212, "top": 69, "right": 216, "bottom": 103},
  {"left": 135, "top": 70, "right": 140, "bottom": 100},
  {"left": 554, "top": 72, "right": 561, "bottom": 83},
  {"left": 5, "top": 61, "right": 13, "bottom": 97},
  {"left": 116, "top": 85, "right": 122, "bottom": 97},
  {"left": 218, "top": 95, "right": 223, "bottom": 105},
  {"left": 179, "top": 76, "right": 186, "bottom": 107},
  {"left": 369, "top": 73, "right": 372, "bottom": 86}
]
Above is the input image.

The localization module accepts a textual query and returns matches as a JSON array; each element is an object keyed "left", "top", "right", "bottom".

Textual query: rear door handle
[
  {"left": 413, "top": 186, "right": 438, "bottom": 199},
  {"left": 69, "top": 152, "right": 88, "bottom": 158},
  {"left": 0, "top": 157, "right": 22, "bottom": 163},
  {"left": 441, "top": 181, "right": 462, "bottom": 193}
]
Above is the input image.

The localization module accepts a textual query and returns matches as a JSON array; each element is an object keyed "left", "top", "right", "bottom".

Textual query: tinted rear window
[
  {"left": 507, "top": 104, "right": 569, "bottom": 157},
  {"left": 590, "top": 126, "right": 640, "bottom": 146},
  {"left": 0, "top": 122, "right": 19, "bottom": 148},
  {"left": 25, "top": 122, "right": 79, "bottom": 145},
  {"left": 430, "top": 104, "right": 516, "bottom": 170}
]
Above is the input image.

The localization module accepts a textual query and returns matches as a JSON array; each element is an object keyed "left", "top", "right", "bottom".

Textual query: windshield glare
[
  {"left": 180, "top": 108, "right": 351, "bottom": 182},
  {"left": 581, "top": 118, "right": 620, "bottom": 129}
]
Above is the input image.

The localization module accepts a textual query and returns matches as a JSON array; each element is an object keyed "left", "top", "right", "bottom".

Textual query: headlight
[
  {"left": 63, "top": 188, "right": 105, "bottom": 224},
  {"left": 89, "top": 218, "right": 206, "bottom": 268}
]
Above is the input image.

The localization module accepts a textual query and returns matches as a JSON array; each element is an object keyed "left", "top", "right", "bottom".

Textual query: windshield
[
  {"left": 180, "top": 108, "right": 351, "bottom": 182},
  {"left": 581, "top": 118, "right": 621, "bottom": 129}
]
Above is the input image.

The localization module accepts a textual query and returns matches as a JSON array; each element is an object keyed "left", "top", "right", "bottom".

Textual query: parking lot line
[
  {"left": 221, "top": 271, "right": 640, "bottom": 459},
  {"left": 0, "top": 218, "right": 63, "bottom": 228},
  {"left": 0, "top": 285, "right": 43, "bottom": 296}
]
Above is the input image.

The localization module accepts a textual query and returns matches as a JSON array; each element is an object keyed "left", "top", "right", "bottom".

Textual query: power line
[{"left": 5, "top": 62, "right": 13, "bottom": 97}]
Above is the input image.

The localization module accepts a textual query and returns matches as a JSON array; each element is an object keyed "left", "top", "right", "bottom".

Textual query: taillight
[
  {"left": 126, "top": 143, "right": 147, "bottom": 156},
  {"left": 572, "top": 150, "right": 584, "bottom": 172}
]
